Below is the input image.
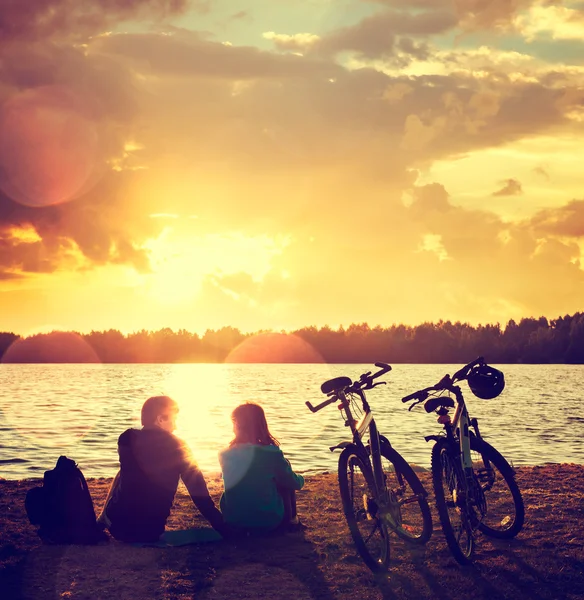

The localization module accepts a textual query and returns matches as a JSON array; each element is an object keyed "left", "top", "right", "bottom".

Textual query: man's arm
[{"left": 178, "top": 444, "right": 228, "bottom": 535}]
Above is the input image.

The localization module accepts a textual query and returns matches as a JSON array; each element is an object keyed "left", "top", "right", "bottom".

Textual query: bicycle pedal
[{"left": 363, "top": 496, "right": 378, "bottom": 519}]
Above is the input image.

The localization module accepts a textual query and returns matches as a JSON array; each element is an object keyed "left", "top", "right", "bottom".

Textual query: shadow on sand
[{"left": 1, "top": 529, "right": 337, "bottom": 600}]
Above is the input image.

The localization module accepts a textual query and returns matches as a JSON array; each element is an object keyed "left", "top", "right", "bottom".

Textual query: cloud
[
  {"left": 1, "top": 24, "right": 581, "bottom": 281},
  {"left": 454, "top": 0, "right": 536, "bottom": 32},
  {"left": 0, "top": 0, "right": 194, "bottom": 41},
  {"left": 515, "top": 3, "right": 584, "bottom": 40},
  {"left": 2, "top": 0, "right": 584, "bottom": 331},
  {"left": 227, "top": 10, "right": 251, "bottom": 23},
  {"left": 0, "top": 170, "right": 153, "bottom": 276},
  {"left": 530, "top": 200, "right": 584, "bottom": 238},
  {"left": 0, "top": 1, "right": 196, "bottom": 276},
  {"left": 265, "top": 9, "right": 457, "bottom": 59},
  {"left": 533, "top": 166, "right": 550, "bottom": 179},
  {"left": 92, "top": 30, "right": 340, "bottom": 78},
  {"left": 492, "top": 178, "right": 523, "bottom": 196},
  {"left": 364, "top": 0, "right": 537, "bottom": 32},
  {"left": 263, "top": 32, "right": 321, "bottom": 52}
]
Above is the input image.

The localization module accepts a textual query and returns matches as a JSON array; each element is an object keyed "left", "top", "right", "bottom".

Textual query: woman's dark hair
[{"left": 230, "top": 402, "right": 279, "bottom": 447}]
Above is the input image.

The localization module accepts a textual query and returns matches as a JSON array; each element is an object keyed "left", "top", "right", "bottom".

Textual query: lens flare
[
  {"left": 2, "top": 331, "right": 100, "bottom": 363},
  {"left": 225, "top": 332, "right": 325, "bottom": 363},
  {"left": 0, "top": 85, "right": 101, "bottom": 207}
]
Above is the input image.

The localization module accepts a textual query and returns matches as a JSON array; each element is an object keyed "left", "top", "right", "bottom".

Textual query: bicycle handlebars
[
  {"left": 353, "top": 362, "right": 391, "bottom": 391},
  {"left": 401, "top": 357, "right": 486, "bottom": 405},
  {"left": 451, "top": 356, "right": 484, "bottom": 382},
  {"left": 306, "top": 396, "right": 337, "bottom": 413},
  {"left": 306, "top": 362, "right": 391, "bottom": 413}
]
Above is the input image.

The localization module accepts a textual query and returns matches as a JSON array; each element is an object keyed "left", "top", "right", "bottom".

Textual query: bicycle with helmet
[
  {"left": 306, "top": 362, "right": 433, "bottom": 572},
  {"left": 401, "top": 357, "right": 524, "bottom": 564}
]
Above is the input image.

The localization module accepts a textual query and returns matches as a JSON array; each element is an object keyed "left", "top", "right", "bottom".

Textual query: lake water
[{"left": 1, "top": 363, "right": 583, "bottom": 480}]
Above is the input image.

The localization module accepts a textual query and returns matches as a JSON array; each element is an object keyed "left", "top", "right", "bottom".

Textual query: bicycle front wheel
[
  {"left": 431, "top": 438, "right": 474, "bottom": 564},
  {"left": 338, "top": 447, "right": 390, "bottom": 572},
  {"left": 380, "top": 444, "right": 433, "bottom": 544},
  {"left": 471, "top": 437, "right": 525, "bottom": 539}
]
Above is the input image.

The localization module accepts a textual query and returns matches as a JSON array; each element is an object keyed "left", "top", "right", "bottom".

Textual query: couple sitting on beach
[{"left": 98, "top": 396, "right": 304, "bottom": 543}]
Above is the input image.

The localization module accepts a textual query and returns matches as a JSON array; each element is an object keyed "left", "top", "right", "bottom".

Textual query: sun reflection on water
[{"left": 162, "top": 364, "right": 239, "bottom": 473}]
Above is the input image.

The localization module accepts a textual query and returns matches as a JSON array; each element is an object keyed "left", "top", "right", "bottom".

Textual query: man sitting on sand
[{"left": 98, "top": 395, "right": 228, "bottom": 543}]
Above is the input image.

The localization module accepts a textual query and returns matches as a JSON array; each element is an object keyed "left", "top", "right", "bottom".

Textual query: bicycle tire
[
  {"left": 338, "top": 446, "right": 390, "bottom": 572},
  {"left": 471, "top": 437, "right": 525, "bottom": 539},
  {"left": 431, "top": 438, "right": 474, "bottom": 564},
  {"left": 380, "top": 443, "right": 433, "bottom": 544}
]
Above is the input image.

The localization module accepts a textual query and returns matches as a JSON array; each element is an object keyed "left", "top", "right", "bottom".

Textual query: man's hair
[{"left": 141, "top": 395, "right": 178, "bottom": 427}]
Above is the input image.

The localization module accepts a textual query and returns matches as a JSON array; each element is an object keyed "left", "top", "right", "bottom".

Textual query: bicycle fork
[
  {"left": 469, "top": 417, "right": 497, "bottom": 491},
  {"left": 368, "top": 424, "right": 407, "bottom": 532}
]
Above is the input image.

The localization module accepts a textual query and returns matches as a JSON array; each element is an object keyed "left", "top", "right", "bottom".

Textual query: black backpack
[{"left": 25, "top": 456, "right": 108, "bottom": 544}]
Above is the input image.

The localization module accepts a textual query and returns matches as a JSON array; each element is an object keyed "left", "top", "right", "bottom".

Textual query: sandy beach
[{"left": 1, "top": 464, "right": 583, "bottom": 600}]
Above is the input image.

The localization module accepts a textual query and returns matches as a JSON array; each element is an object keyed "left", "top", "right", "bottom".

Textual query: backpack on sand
[{"left": 25, "top": 455, "right": 108, "bottom": 544}]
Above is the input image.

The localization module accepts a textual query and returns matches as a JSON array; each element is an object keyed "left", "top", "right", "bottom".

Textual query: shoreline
[
  {"left": 2, "top": 464, "right": 584, "bottom": 599},
  {"left": 2, "top": 459, "right": 583, "bottom": 482}
]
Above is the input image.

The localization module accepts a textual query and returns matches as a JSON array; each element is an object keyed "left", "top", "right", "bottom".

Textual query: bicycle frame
[
  {"left": 310, "top": 364, "right": 434, "bottom": 568},
  {"left": 334, "top": 387, "right": 387, "bottom": 496},
  {"left": 446, "top": 387, "right": 473, "bottom": 472},
  {"left": 425, "top": 384, "right": 494, "bottom": 517}
]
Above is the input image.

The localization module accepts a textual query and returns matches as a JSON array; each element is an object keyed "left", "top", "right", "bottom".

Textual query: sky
[{"left": 0, "top": 0, "right": 583, "bottom": 336}]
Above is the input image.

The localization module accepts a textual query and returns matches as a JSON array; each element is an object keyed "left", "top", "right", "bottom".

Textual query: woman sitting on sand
[{"left": 219, "top": 402, "right": 304, "bottom": 534}]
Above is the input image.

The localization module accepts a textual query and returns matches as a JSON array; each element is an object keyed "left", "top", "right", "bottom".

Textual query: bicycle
[
  {"left": 306, "top": 362, "right": 433, "bottom": 572},
  {"left": 401, "top": 357, "right": 525, "bottom": 564}
]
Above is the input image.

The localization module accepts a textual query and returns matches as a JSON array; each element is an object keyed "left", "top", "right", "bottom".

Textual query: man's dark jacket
[{"left": 105, "top": 427, "right": 225, "bottom": 542}]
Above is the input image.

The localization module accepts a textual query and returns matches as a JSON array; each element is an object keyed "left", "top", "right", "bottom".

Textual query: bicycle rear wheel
[
  {"left": 338, "top": 447, "right": 390, "bottom": 572},
  {"left": 471, "top": 437, "right": 525, "bottom": 539},
  {"left": 380, "top": 444, "right": 432, "bottom": 544},
  {"left": 431, "top": 438, "right": 474, "bottom": 564}
]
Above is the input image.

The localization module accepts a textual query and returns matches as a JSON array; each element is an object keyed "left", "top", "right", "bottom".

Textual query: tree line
[{"left": 1, "top": 312, "right": 583, "bottom": 364}]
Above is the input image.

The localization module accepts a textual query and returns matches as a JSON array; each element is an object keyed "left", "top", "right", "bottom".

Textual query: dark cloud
[
  {"left": 0, "top": 0, "right": 190, "bottom": 274},
  {"left": 363, "top": 0, "right": 537, "bottom": 32},
  {"left": 0, "top": 270, "right": 24, "bottom": 281},
  {"left": 492, "top": 178, "right": 523, "bottom": 196},
  {"left": 454, "top": 0, "right": 537, "bottom": 32},
  {"left": 0, "top": 171, "right": 153, "bottom": 275},
  {"left": 530, "top": 200, "right": 584, "bottom": 238},
  {"left": 1, "top": 0, "right": 582, "bottom": 311},
  {"left": 311, "top": 9, "right": 457, "bottom": 58},
  {"left": 396, "top": 76, "right": 582, "bottom": 163},
  {"left": 397, "top": 37, "right": 432, "bottom": 61},
  {"left": 533, "top": 166, "right": 550, "bottom": 180},
  {"left": 411, "top": 183, "right": 452, "bottom": 213},
  {"left": 0, "top": 0, "right": 194, "bottom": 41},
  {"left": 93, "top": 31, "right": 340, "bottom": 79},
  {"left": 0, "top": 50, "right": 150, "bottom": 272}
]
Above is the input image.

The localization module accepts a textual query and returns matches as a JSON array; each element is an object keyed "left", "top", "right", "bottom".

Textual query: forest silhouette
[{"left": 1, "top": 312, "right": 583, "bottom": 364}]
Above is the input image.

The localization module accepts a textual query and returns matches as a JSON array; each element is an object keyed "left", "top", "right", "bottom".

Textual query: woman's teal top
[{"left": 219, "top": 443, "right": 304, "bottom": 530}]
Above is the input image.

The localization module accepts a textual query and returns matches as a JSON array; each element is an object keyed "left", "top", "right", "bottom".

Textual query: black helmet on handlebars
[{"left": 467, "top": 364, "right": 505, "bottom": 399}]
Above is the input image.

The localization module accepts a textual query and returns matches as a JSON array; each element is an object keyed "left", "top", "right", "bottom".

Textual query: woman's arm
[{"left": 274, "top": 449, "right": 305, "bottom": 490}]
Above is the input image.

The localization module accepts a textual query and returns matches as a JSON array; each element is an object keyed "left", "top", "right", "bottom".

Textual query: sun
[
  {"left": 161, "top": 364, "right": 235, "bottom": 472},
  {"left": 138, "top": 225, "right": 289, "bottom": 306}
]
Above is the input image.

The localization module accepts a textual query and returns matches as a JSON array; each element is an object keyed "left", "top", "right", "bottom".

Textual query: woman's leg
[{"left": 277, "top": 487, "right": 298, "bottom": 524}]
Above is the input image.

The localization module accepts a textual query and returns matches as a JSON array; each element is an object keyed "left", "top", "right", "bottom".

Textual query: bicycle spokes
[
  {"left": 340, "top": 452, "right": 390, "bottom": 570},
  {"left": 440, "top": 448, "right": 474, "bottom": 559},
  {"left": 471, "top": 447, "right": 524, "bottom": 536}
]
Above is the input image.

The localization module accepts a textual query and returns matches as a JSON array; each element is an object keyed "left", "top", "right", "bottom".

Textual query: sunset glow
[{"left": 1, "top": 1, "right": 584, "bottom": 336}]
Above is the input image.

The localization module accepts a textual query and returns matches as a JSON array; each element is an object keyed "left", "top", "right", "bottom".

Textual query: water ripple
[{"left": 0, "top": 363, "right": 583, "bottom": 479}]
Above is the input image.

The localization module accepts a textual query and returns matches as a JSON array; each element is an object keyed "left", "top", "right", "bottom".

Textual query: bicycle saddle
[
  {"left": 424, "top": 396, "right": 455, "bottom": 413},
  {"left": 321, "top": 376, "right": 352, "bottom": 395}
]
